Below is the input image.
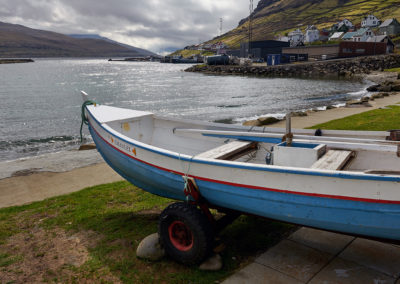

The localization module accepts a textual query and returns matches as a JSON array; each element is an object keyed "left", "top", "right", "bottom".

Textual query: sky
[{"left": 0, "top": 0, "right": 260, "bottom": 54}]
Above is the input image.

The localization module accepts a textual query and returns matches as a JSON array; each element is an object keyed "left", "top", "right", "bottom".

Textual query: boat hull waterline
[{"left": 86, "top": 105, "right": 400, "bottom": 241}]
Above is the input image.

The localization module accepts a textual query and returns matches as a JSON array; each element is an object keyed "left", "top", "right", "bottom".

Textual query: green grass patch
[
  {"left": 384, "top": 67, "right": 400, "bottom": 73},
  {"left": 0, "top": 253, "right": 22, "bottom": 267},
  {"left": 0, "top": 181, "right": 294, "bottom": 283},
  {"left": 309, "top": 105, "right": 400, "bottom": 130}
]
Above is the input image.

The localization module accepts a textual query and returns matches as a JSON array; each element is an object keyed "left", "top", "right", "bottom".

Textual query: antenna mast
[
  {"left": 219, "top": 18, "right": 223, "bottom": 36},
  {"left": 248, "top": 0, "right": 254, "bottom": 58}
]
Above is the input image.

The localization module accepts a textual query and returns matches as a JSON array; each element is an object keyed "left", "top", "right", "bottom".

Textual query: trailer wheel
[{"left": 159, "top": 202, "right": 214, "bottom": 265}]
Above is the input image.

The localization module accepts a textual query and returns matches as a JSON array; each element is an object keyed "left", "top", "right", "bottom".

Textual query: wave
[
  {"left": 0, "top": 135, "right": 94, "bottom": 162},
  {"left": 0, "top": 136, "right": 78, "bottom": 150}
]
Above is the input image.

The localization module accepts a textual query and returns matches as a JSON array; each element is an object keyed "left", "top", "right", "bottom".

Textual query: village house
[
  {"left": 352, "top": 28, "right": 374, "bottom": 42},
  {"left": 342, "top": 31, "right": 357, "bottom": 41},
  {"left": 304, "top": 25, "right": 320, "bottom": 43},
  {"left": 379, "top": 18, "right": 400, "bottom": 36},
  {"left": 278, "top": 35, "right": 289, "bottom": 42},
  {"left": 329, "top": 32, "right": 344, "bottom": 41},
  {"left": 288, "top": 28, "right": 304, "bottom": 47},
  {"left": 338, "top": 19, "right": 354, "bottom": 29},
  {"left": 319, "top": 28, "right": 330, "bottom": 42},
  {"left": 361, "top": 14, "right": 381, "bottom": 28},
  {"left": 367, "top": 35, "right": 395, "bottom": 53},
  {"left": 332, "top": 19, "right": 354, "bottom": 33}
]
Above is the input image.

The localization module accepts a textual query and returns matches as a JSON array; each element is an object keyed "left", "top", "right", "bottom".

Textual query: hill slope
[
  {"left": 68, "top": 34, "right": 156, "bottom": 56},
  {"left": 0, "top": 22, "right": 154, "bottom": 58},
  {"left": 212, "top": 0, "right": 400, "bottom": 48}
]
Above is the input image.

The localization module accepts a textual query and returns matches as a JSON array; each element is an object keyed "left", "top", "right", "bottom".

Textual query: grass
[
  {"left": 168, "top": 49, "right": 216, "bottom": 58},
  {"left": 309, "top": 105, "right": 400, "bottom": 130},
  {"left": 0, "top": 181, "right": 294, "bottom": 283},
  {"left": 385, "top": 67, "right": 400, "bottom": 73}
]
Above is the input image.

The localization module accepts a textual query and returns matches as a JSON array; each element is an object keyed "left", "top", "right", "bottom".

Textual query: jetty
[
  {"left": 0, "top": 59, "right": 34, "bottom": 64},
  {"left": 185, "top": 54, "right": 400, "bottom": 78}
]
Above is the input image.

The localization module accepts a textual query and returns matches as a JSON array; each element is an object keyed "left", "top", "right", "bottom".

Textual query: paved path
[{"left": 223, "top": 227, "right": 400, "bottom": 284}]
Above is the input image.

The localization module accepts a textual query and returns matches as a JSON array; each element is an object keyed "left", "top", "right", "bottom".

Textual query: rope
[
  {"left": 80, "top": 100, "right": 96, "bottom": 143},
  {"left": 178, "top": 153, "right": 194, "bottom": 201}
]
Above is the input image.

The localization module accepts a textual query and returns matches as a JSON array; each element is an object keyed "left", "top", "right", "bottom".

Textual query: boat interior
[{"left": 101, "top": 109, "right": 400, "bottom": 174}]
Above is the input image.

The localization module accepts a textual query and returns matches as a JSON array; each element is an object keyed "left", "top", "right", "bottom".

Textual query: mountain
[
  {"left": 68, "top": 34, "right": 156, "bottom": 56},
  {"left": 210, "top": 0, "right": 400, "bottom": 48},
  {"left": 0, "top": 22, "right": 155, "bottom": 58}
]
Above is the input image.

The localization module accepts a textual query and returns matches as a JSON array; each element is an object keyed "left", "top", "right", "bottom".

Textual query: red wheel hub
[{"left": 168, "top": 220, "right": 194, "bottom": 251}]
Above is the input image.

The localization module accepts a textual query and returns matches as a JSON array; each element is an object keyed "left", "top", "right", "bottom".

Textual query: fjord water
[{"left": 0, "top": 59, "right": 368, "bottom": 161}]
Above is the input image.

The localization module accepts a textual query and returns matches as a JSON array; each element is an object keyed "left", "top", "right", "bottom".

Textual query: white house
[
  {"left": 361, "top": 14, "right": 381, "bottom": 28},
  {"left": 288, "top": 29, "right": 304, "bottom": 47},
  {"left": 305, "top": 25, "right": 320, "bottom": 43},
  {"left": 278, "top": 35, "right": 289, "bottom": 42},
  {"left": 337, "top": 19, "right": 354, "bottom": 30},
  {"left": 352, "top": 28, "right": 374, "bottom": 42}
]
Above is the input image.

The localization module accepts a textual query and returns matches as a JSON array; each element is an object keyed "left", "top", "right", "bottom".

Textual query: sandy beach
[{"left": 1, "top": 72, "right": 399, "bottom": 209}]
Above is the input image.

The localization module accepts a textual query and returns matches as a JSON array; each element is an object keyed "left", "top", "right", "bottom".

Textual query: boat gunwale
[{"left": 86, "top": 106, "right": 400, "bottom": 183}]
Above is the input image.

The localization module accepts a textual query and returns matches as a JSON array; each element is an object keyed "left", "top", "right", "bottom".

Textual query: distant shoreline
[{"left": 0, "top": 58, "right": 34, "bottom": 64}]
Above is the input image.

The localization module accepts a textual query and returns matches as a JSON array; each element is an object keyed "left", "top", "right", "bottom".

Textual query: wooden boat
[{"left": 81, "top": 91, "right": 400, "bottom": 264}]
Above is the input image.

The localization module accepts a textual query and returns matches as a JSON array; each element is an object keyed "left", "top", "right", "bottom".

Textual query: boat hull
[{"left": 88, "top": 116, "right": 400, "bottom": 241}]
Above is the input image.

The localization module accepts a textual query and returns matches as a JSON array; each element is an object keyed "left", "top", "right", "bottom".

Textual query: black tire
[{"left": 159, "top": 202, "right": 214, "bottom": 265}]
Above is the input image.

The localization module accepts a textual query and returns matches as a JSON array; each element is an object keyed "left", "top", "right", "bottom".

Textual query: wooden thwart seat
[
  {"left": 311, "top": 150, "right": 354, "bottom": 170},
  {"left": 196, "top": 141, "right": 257, "bottom": 160}
]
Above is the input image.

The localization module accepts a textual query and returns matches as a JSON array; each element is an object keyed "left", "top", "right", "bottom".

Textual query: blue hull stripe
[{"left": 89, "top": 125, "right": 400, "bottom": 240}]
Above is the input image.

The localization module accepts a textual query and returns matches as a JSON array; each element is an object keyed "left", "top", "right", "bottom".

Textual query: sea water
[{"left": 0, "top": 59, "right": 369, "bottom": 161}]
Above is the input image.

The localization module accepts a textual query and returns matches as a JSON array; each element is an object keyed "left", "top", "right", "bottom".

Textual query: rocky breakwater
[
  {"left": 243, "top": 78, "right": 400, "bottom": 127},
  {"left": 0, "top": 59, "right": 34, "bottom": 64},
  {"left": 185, "top": 55, "right": 400, "bottom": 78}
]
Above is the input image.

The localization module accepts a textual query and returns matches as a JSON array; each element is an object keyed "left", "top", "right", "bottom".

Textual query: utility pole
[{"left": 248, "top": 0, "right": 254, "bottom": 58}]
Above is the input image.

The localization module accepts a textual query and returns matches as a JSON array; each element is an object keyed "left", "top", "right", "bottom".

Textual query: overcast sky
[{"left": 0, "top": 0, "right": 260, "bottom": 54}]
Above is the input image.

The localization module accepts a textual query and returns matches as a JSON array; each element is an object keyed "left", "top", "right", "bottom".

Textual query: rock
[
  {"left": 326, "top": 105, "right": 335, "bottom": 110},
  {"left": 136, "top": 233, "right": 165, "bottom": 261},
  {"left": 291, "top": 111, "right": 308, "bottom": 117},
  {"left": 371, "top": 93, "right": 384, "bottom": 99},
  {"left": 199, "top": 254, "right": 223, "bottom": 271},
  {"left": 257, "top": 116, "right": 281, "bottom": 125},
  {"left": 397, "top": 73, "right": 400, "bottom": 79},
  {"left": 360, "top": 96, "right": 369, "bottom": 102},
  {"left": 242, "top": 119, "right": 261, "bottom": 127},
  {"left": 377, "top": 85, "right": 392, "bottom": 92},
  {"left": 346, "top": 99, "right": 373, "bottom": 107},
  {"left": 78, "top": 143, "right": 96, "bottom": 150},
  {"left": 367, "top": 84, "right": 380, "bottom": 92},
  {"left": 346, "top": 100, "right": 362, "bottom": 106},
  {"left": 392, "top": 84, "right": 400, "bottom": 92}
]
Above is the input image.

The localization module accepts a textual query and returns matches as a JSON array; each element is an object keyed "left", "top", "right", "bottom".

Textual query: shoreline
[
  {"left": 268, "top": 71, "right": 400, "bottom": 129},
  {"left": 0, "top": 149, "right": 123, "bottom": 208},
  {"left": 270, "top": 90, "right": 400, "bottom": 129}
]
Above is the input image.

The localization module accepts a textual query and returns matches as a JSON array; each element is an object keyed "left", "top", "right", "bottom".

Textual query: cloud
[{"left": 0, "top": 0, "right": 258, "bottom": 53}]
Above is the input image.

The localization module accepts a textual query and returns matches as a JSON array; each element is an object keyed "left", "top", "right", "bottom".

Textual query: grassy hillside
[
  {"left": 0, "top": 22, "right": 154, "bottom": 58},
  {"left": 210, "top": 0, "right": 400, "bottom": 48}
]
